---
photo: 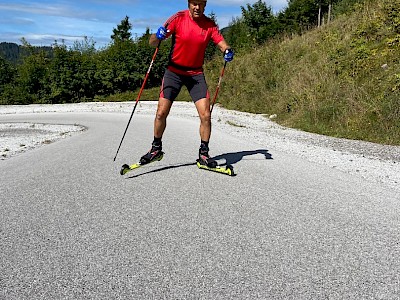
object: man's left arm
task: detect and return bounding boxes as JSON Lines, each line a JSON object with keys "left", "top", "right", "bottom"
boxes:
{"left": 216, "top": 40, "right": 230, "bottom": 53}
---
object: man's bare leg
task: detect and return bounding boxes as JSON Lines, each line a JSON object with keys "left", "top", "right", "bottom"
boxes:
{"left": 194, "top": 97, "right": 211, "bottom": 142}
{"left": 195, "top": 97, "right": 217, "bottom": 167}
{"left": 139, "top": 97, "right": 172, "bottom": 164}
{"left": 154, "top": 97, "right": 173, "bottom": 138}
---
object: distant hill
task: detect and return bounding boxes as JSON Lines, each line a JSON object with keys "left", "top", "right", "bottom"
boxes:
{"left": 0, "top": 42, "right": 53, "bottom": 64}
{"left": 220, "top": 26, "right": 230, "bottom": 36}
{"left": 0, "top": 42, "right": 21, "bottom": 64}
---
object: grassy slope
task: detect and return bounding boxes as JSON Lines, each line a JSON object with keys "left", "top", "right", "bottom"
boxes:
{"left": 210, "top": 0, "right": 400, "bottom": 145}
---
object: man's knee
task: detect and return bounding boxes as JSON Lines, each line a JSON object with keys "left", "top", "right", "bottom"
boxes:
{"left": 155, "top": 98, "right": 172, "bottom": 121}
{"left": 155, "top": 110, "right": 168, "bottom": 121}
{"left": 195, "top": 98, "right": 211, "bottom": 122}
{"left": 200, "top": 111, "right": 211, "bottom": 123}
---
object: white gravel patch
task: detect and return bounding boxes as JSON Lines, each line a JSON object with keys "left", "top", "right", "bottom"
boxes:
{"left": 0, "top": 122, "right": 86, "bottom": 160}
{"left": 1, "top": 101, "right": 399, "bottom": 189}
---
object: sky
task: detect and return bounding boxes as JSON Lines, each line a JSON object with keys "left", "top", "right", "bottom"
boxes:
{"left": 0, "top": 0, "right": 288, "bottom": 48}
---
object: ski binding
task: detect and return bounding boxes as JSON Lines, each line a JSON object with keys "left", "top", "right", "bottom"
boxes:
{"left": 120, "top": 152, "right": 164, "bottom": 175}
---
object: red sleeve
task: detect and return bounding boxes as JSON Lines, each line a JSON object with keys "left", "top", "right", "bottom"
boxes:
{"left": 163, "top": 19, "right": 175, "bottom": 38}
{"left": 163, "top": 11, "right": 185, "bottom": 37}
{"left": 211, "top": 26, "right": 224, "bottom": 45}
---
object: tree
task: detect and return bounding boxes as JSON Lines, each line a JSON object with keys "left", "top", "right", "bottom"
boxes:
{"left": 225, "top": 17, "right": 253, "bottom": 51}
{"left": 0, "top": 56, "right": 17, "bottom": 104}
{"left": 279, "top": 0, "right": 340, "bottom": 33}
{"left": 48, "top": 43, "right": 91, "bottom": 103}
{"left": 111, "top": 16, "right": 132, "bottom": 43}
{"left": 0, "top": 56, "right": 15, "bottom": 91}
{"left": 205, "top": 11, "right": 219, "bottom": 61}
{"left": 241, "top": 0, "right": 280, "bottom": 44}
{"left": 10, "top": 39, "right": 50, "bottom": 103}
{"left": 72, "top": 36, "right": 96, "bottom": 54}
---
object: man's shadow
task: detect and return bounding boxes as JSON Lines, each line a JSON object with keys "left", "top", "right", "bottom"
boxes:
{"left": 127, "top": 162, "right": 195, "bottom": 179}
{"left": 126, "top": 149, "right": 272, "bottom": 178}
{"left": 213, "top": 149, "right": 272, "bottom": 166}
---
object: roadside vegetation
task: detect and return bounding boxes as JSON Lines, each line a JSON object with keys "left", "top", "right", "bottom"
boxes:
{"left": 214, "top": 0, "right": 400, "bottom": 145}
{"left": 0, "top": 0, "right": 399, "bottom": 145}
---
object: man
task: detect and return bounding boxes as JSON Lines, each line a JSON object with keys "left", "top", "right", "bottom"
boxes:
{"left": 139, "top": 0, "right": 234, "bottom": 168}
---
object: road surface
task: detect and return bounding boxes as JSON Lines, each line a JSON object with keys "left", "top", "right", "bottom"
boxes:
{"left": 1, "top": 109, "right": 399, "bottom": 299}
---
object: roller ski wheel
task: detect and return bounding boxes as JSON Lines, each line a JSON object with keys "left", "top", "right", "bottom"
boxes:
{"left": 120, "top": 164, "right": 130, "bottom": 175}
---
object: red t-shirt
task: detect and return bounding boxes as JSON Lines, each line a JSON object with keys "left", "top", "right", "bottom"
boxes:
{"left": 163, "top": 10, "right": 224, "bottom": 75}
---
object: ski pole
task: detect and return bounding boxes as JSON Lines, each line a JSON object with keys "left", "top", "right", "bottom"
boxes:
{"left": 113, "top": 40, "right": 162, "bottom": 161}
{"left": 210, "top": 61, "right": 227, "bottom": 114}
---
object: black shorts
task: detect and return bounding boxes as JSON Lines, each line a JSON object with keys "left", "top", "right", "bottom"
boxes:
{"left": 160, "top": 69, "right": 209, "bottom": 102}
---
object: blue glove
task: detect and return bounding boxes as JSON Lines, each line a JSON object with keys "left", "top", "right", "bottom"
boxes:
{"left": 156, "top": 26, "right": 167, "bottom": 40}
{"left": 224, "top": 48, "right": 234, "bottom": 62}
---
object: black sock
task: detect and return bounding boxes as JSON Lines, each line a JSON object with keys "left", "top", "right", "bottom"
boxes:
{"left": 153, "top": 137, "right": 162, "bottom": 147}
{"left": 200, "top": 140, "right": 209, "bottom": 152}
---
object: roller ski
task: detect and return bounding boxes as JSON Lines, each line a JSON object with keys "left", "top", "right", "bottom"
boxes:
{"left": 196, "top": 147, "right": 234, "bottom": 176}
{"left": 120, "top": 143, "right": 164, "bottom": 175}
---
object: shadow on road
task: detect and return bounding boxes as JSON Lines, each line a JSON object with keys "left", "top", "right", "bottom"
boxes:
{"left": 125, "top": 149, "right": 272, "bottom": 178}
{"left": 127, "top": 162, "right": 196, "bottom": 179}
{"left": 213, "top": 149, "right": 272, "bottom": 166}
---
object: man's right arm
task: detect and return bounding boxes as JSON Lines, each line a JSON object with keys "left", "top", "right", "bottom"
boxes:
{"left": 149, "top": 26, "right": 168, "bottom": 47}
{"left": 149, "top": 34, "right": 159, "bottom": 47}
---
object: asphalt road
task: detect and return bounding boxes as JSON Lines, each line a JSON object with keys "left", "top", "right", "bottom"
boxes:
{"left": 1, "top": 112, "right": 399, "bottom": 299}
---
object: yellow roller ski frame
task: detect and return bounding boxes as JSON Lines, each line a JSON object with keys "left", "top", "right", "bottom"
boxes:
{"left": 120, "top": 152, "right": 164, "bottom": 175}
{"left": 196, "top": 160, "right": 235, "bottom": 176}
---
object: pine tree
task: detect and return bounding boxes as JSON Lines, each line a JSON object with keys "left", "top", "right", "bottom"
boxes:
{"left": 111, "top": 16, "right": 132, "bottom": 43}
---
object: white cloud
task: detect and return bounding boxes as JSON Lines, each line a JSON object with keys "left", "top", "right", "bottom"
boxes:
{"left": 26, "top": 33, "right": 85, "bottom": 41}
{"left": 0, "top": 2, "right": 114, "bottom": 22}
{"left": 0, "top": 3, "right": 75, "bottom": 17}
{"left": 0, "top": 17, "right": 35, "bottom": 25}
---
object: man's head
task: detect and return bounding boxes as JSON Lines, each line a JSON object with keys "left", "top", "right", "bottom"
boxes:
{"left": 188, "top": 0, "right": 207, "bottom": 19}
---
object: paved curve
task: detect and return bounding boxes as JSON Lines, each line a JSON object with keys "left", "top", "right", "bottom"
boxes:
{"left": 1, "top": 112, "right": 399, "bottom": 299}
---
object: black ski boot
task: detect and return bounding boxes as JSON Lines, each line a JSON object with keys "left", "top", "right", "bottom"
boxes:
{"left": 198, "top": 146, "right": 217, "bottom": 168}
{"left": 140, "top": 142, "right": 163, "bottom": 165}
